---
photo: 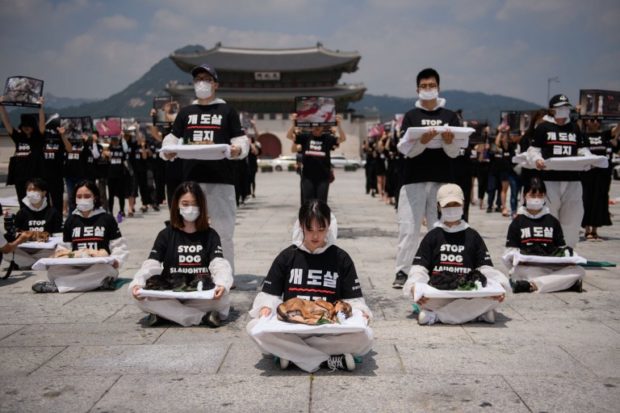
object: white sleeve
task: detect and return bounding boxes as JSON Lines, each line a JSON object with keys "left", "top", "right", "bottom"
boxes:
{"left": 526, "top": 146, "right": 543, "bottom": 164}
{"left": 578, "top": 147, "right": 593, "bottom": 157}
{"left": 128, "top": 259, "right": 162, "bottom": 291}
{"left": 403, "top": 140, "right": 427, "bottom": 158}
{"left": 109, "top": 237, "right": 129, "bottom": 267}
{"left": 121, "top": 139, "right": 130, "bottom": 153}
{"left": 343, "top": 297, "right": 373, "bottom": 321}
{"left": 0, "top": 233, "right": 7, "bottom": 249}
{"left": 91, "top": 144, "right": 101, "bottom": 159}
{"left": 441, "top": 140, "right": 461, "bottom": 158}
{"left": 249, "top": 291, "right": 283, "bottom": 319}
{"left": 229, "top": 135, "right": 250, "bottom": 160}
{"left": 159, "top": 133, "right": 180, "bottom": 160}
{"left": 209, "top": 257, "right": 234, "bottom": 292}
{"left": 403, "top": 265, "right": 430, "bottom": 298}
{"left": 478, "top": 265, "right": 511, "bottom": 292}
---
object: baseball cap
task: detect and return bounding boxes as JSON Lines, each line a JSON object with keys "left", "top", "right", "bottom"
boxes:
{"left": 437, "top": 183, "right": 464, "bottom": 207}
{"left": 191, "top": 64, "right": 219, "bottom": 82}
{"left": 549, "top": 94, "right": 572, "bottom": 108}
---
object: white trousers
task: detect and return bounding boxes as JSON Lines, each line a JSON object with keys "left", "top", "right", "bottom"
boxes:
{"left": 511, "top": 264, "right": 585, "bottom": 293}
{"left": 199, "top": 183, "right": 236, "bottom": 274}
{"left": 396, "top": 182, "right": 441, "bottom": 274}
{"left": 13, "top": 248, "right": 51, "bottom": 269}
{"left": 422, "top": 298, "right": 501, "bottom": 325}
{"left": 246, "top": 318, "right": 374, "bottom": 373}
{"left": 544, "top": 181, "right": 583, "bottom": 248}
{"left": 47, "top": 263, "right": 118, "bottom": 293}
{"left": 135, "top": 294, "right": 230, "bottom": 327}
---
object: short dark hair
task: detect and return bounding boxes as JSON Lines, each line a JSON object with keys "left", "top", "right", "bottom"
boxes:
{"left": 169, "top": 181, "right": 210, "bottom": 232}
{"left": 526, "top": 176, "right": 546, "bottom": 197}
{"left": 74, "top": 180, "right": 102, "bottom": 209}
{"left": 417, "top": 68, "right": 440, "bottom": 87}
{"left": 299, "top": 199, "right": 331, "bottom": 229}
{"left": 26, "top": 177, "right": 48, "bottom": 193}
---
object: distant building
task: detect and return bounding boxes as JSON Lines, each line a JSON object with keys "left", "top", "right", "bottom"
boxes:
{"left": 167, "top": 43, "right": 372, "bottom": 160}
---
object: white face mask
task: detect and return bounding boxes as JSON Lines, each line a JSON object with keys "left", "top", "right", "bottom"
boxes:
{"left": 441, "top": 206, "right": 463, "bottom": 222}
{"left": 418, "top": 88, "right": 439, "bottom": 101}
{"left": 179, "top": 206, "right": 200, "bottom": 222}
{"left": 76, "top": 198, "right": 94, "bottom": 212}
{"left": 526, "top": 197, "right": 545, "bottom": 211}
{"left": 554, "top": 107, "right": 571, "bottom": 120}
{"left": 27, "top": 191, "right": 42, "bottom": 204}
{"left": 194, "top": 81, "right": 212, "bottom": 99}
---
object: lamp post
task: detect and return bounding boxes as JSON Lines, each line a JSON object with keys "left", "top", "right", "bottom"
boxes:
{"left": 547, "top": 76, "right": 559, "bottom": 102}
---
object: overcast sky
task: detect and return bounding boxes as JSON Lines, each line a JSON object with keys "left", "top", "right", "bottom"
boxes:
{"left": 1, "top": 0, "right": 618, "bottom": 106}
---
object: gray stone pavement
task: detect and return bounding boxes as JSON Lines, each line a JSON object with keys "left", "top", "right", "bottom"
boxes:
{"left": 0, "top": 170, "right": 619, "bottom": 412}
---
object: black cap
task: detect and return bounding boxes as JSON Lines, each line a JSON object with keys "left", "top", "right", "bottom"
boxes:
{"left": 549, "top": 94, "right": 572, "bottom": 108}
{"left": 191, "top": 64, "right": 218, "bottom": 82}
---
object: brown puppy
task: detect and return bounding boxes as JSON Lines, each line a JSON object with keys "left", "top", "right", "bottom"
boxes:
{"left": 277, "top": 297, "right": 352, "bottom": 325}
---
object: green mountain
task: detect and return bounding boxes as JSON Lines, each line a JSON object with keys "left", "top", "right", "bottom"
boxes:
{"left": 1, "top": 44, "right": 541, "bottom": 128}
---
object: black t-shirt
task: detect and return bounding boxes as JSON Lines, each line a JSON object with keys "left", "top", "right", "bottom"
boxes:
{"left": 171, "top": 103, "right": 244, "bottom": 185}
{"left": 10, "top": 130, "right": 44, "bottom": 180}
{"left": 42, "top": 131, "right": 65, "bottom": 178}
{"left": 128, "top": 140, "right": 147, "bottom": 171}
{"left": 148, "top": 226, "right": 223, "bottom": 281}
{"left": 15, "top": 205, "right": 63, "bottom": 233}
{"left": 583, "top": 130, "right": 615, "bottom": 169}
{"left": 533, "top": 121, "right": 583, "bottom": 181}
{"left": 295, "top": 132, "right": 338, "bottom": 180}
{"left": 399, "top": 107, "right": 461, "bottom": 184}
{"left": 506, "top": 213, "right": 565, "bottom": 254}
{"left": 107, "top": 143, "right": 127, "bottom": 179}
{"left": 64, "top": 138, "right": 86, "bottom": 178}
{"left": 262, "top": 245, "right": 363, "bottom": 302}
{"left": 413, "top": 227, "right": 493, "bottom": 277}
{"left": 63, "top": 212, "right": 122, "bottom": 253}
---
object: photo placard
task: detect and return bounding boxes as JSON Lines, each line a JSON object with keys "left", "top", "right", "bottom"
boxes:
{"left": 152, "top": 96, "right": 179, "bottom": 125}
{"left": 294, "top": 96, "right": 337, "bottom": 127}
{"left": 2, "top": 76, "right": 44, "bottom": 108}
{"left": 93, "top": 116, "right": 122, "bottom": 137}
{"left": 579, "top": 89, "right": 620, "bottom": 120}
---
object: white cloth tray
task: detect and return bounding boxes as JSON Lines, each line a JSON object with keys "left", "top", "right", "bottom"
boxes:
{"left": 32, "top": 256, "right": 116, "bottom": 271}
{"left": 137, "top": 288, "right": 216, "bottom": 300}
{"left": 19, "top": 235, "right": 63, "bottom": 250}
{"left": 250, "top": 309, "right": 368, "bottom": 335}
{"left": 512, "top": 154, "right": 608, "bottom": 171}
{"left": 502, "top": 250, "right": 587, "bottom": 267}
{"left": 160, "top": 143, "right": 230, "bottom": 160}
{"left": 413, "top": 279, "right": 506, "bottom": 302}
{"left": 398, "top": 126, "right": 473, "bottom": 154}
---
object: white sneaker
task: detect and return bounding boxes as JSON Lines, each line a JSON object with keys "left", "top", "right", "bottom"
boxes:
{"left": 418, "top": 310, "right": 437, "bottom": 325}
{"left": 479, "top": 310, "right": 496, "bottom": 324}
{"left": 324, "top": 354, "right": 355, "bottom": 371}
{"left": 277, "top": 357, "right": 289, "bottom": 370}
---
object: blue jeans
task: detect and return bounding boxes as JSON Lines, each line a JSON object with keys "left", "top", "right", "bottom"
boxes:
{"left": 508, "top": 172, "right": 522, "bottom": 213}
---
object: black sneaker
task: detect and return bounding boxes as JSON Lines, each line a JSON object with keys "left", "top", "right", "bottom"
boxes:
{"left": 144, "top": 313, "right": 161, "bottom": 327}
{"left": 99, "top": 276, "right": 117, "bottom": 291}
{"left": 567, "top": 279, "right": 583, "bottom": 293}
{"left": 511, "top": 280, "right": 533, "bottom": 293}
{"left": 494, "top": 207, "right": 502, "bottom": 213}
{"left": 323, "top": 354, "right": 355, "bottom": 371}
{"left": 392, "top": 271, "right": 408, "bottom": 289}
{"left": 32, "top": 280, "right": 58, "bottom": 293}
{"left": 486, "top": 207, "right": 492, "bottom": 213}
{"left": 202, "top": 311, "right": 221, "bottom": 328}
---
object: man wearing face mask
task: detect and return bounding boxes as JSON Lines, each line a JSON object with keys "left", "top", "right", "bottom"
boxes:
{"left": 392, "top": 68, "right": 462, "bottom": 289}
{"left": 526, "top": 94, "right": 590, "bottom": 248}
{"left": 403, "top": 184, "right": 509, "bottom": 325}
{"left": 161, "top": 64, "right": 249, "bottom": 275}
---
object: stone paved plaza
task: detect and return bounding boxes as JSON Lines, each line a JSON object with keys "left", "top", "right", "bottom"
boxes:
{"left": 0, "top": 170, "right": 619, "bottom": 412}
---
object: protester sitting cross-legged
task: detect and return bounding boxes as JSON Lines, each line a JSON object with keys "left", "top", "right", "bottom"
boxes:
{"left": 31, "top": 180, "right": 128, "bottom": 293}
{"left": 13, "top": 178, "right": 63, "bottom": 269}
{"left": 129, "top": 182, "right": 233, "bottom": 327}
{"left": 403, "top": 184, "right": 509, "bottom": 325}
{"left": 247, "top": 199, "right": 374, "bottom": 372}
{"left": 504, "top": 177, "right": 585, "bottom": 293}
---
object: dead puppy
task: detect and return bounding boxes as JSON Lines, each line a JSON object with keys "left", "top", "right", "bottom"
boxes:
{"left": 145, "top": 272, "right": 215, "bottom": 292}
{"left": 277, "top": 297, "right": 352, "bottom": 325}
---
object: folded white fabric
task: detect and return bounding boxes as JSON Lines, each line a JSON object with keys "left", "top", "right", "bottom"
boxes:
{"left": 250, "top": 309, "right": 368, "bottom": 335}
{"left": 413, "top": 278, "right": 506, "bottom": 302}
{"left": 160, "top": 143, "right": 230, "bottom": 160}
{"left": 137, "top": 288, "right": 215, "bottom": 300}
{"left": 19, "top": 236, "right": 63, "bottom": 250}
{"left": 397, "top": 126, "right": 473, "bottom": 153}
{"left": 512, "top": 154, "right": 608, "bottom": 171}
{"left": 502, "top": 250, "right": 587, "bottom": 267}
{"left": 32, "top": 256, "right": 117, "bottom": 271}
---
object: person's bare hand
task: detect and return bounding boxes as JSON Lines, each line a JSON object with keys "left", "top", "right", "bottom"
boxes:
{"left": 230, "top": 144, "right": 241, "bottom": 158}
{"left": 441, "top": 129, "right": 455, "bottom": 144}
{"left": 489, "top": 294, "right": 505, "bottom": 303}
{"left": 259, "top": 307, "right": 272, "bottom": 318}
{"left": 163, "top": 152, "right": 177, "bottom": 160}
{"left": 535, "top": 159, "right": 546, "bottom": 170}
{"left": 132, "top": 284, "right": 144, "bottom": 300}
{"left": 420, "top": 129, "right": 438, "bottom": 144}
{"left": 214, "top": 285, "right": 225, "bottom": 300}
